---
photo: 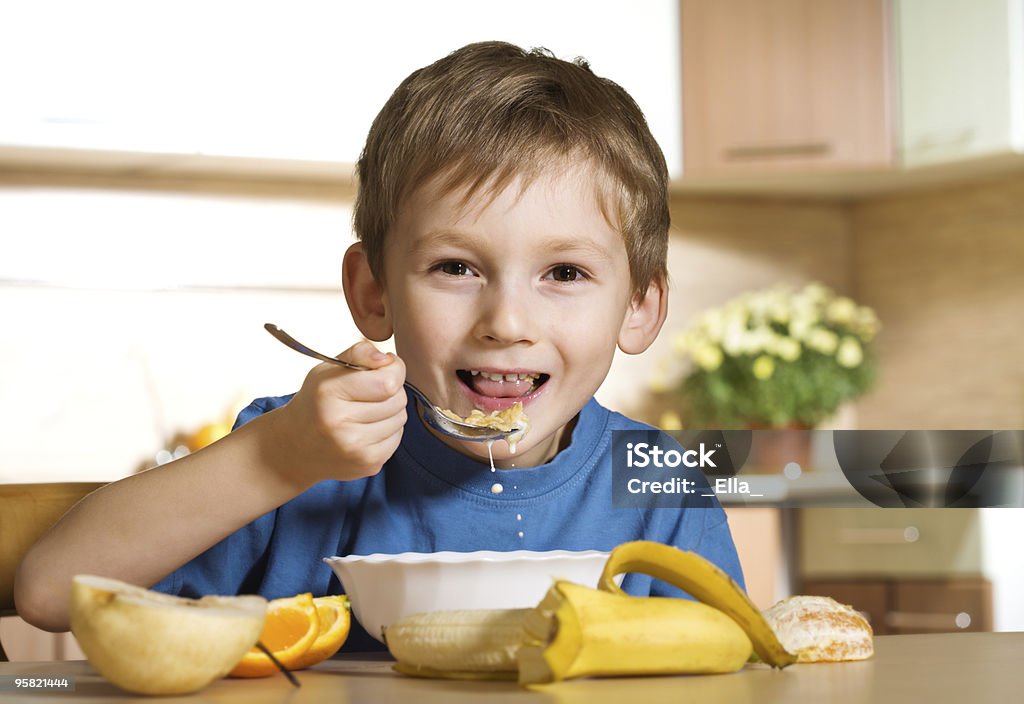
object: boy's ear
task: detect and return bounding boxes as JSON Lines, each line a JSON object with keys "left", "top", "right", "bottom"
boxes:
{"left": 617, "top": 278, "right": 669, "bottom": 355}
{"left": 342, "top": 242, "right": 394, "bottom": 342}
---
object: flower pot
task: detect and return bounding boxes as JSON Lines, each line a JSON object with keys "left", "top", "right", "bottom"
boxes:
{"left": 745, "top": 427, "right": 813, "bottom": 473}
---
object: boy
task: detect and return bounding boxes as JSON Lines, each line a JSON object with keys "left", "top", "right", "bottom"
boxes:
{"left": 16, "top": 42, "right": 743, "bottom": 651}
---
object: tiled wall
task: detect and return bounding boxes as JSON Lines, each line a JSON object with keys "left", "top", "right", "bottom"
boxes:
{"left": 851, "top": 172, "right": 1024, "bottom": 429}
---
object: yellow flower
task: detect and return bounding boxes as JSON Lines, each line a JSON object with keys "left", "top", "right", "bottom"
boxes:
{"left": 768, "top": 299, "right": 791, "bottom": 324}
{"left": 807, "top": 327, "right": 839, "bottom": 355}
{"left": 775, "top": 337, "right": 802, "bottom": 362}
{"left": 752, "top": 355, "right": 775, "bottom": 380}
{"left": 791, "top": 294, "right": 821, "bottom": 325}
{"left": 659, "top": 411, "right": 684, "bottom": 431}
{"left": 722, "top": 321, "right": 746, "bottom": 356}
{"left": 802, "top": 282, "right": 831, "bottom": 303}
{"left": 789, "top": 314, "right": 814, "bottom": 341}
{"left": 855, "top": 307, "right": 881, "bottom": 341}
{"left": 837, "top": 337, "right": 864, "bottom": 368}
{"left": 693, "top": 342, "right": 724, "bottom": 371}
{"left": 827, "top": 296, "right": 857, "bottom": 324}
{"left": 737, "top": 326, "right": 772, "bottom": 355}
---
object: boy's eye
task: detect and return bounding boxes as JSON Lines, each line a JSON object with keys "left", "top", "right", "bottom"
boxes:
{"left": 438, "top": 261, "right": 472, "bottom": 276}
{"left": 550, "top": 265, "right": 582, "bottom": 282}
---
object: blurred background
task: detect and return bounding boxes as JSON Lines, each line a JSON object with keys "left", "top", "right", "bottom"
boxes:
{"left": 1, "top": 0, "right": 1023, "bottom": 656}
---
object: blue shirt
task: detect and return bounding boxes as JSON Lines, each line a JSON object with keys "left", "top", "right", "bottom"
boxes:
{"left": 153, "top": 395, "right": 744, "bottom": 651}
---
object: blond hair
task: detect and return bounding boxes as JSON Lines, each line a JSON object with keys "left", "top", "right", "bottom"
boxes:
{"left": 353, "top": 41, "right": 669, "bottom": 295}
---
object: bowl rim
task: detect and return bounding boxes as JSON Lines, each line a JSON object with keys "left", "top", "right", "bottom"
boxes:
{"left": 323, "top": 549, "right": 610, "bottom": 565}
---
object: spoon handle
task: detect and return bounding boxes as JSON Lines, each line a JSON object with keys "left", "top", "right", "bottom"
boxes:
{"left": 263, "top": 323, "right": 368, "bottom": 371}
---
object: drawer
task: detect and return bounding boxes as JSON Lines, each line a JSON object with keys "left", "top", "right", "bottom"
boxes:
{"left": 799, "top": 508, "right": 982, "bottom": 577}
{"left": 889, "top": 578, "right": 992, "bottom": 633}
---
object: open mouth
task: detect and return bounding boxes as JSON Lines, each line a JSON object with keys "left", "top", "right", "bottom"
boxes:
{"left": 456, "top": 369, "right": 550, "bottom": 401}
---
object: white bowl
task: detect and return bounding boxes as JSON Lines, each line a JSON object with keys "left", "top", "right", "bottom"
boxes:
{"left": 324, "top": 550, "right": 613, "bottom": 642}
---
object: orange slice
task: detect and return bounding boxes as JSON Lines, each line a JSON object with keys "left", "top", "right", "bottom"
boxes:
{"left": 229, "top": 593, "right": 319, "bottom": 678}
{"left": 291, "top": 595, "right": 351, "bottom": 669}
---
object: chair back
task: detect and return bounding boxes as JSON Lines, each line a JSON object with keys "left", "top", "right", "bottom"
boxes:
{"left": 0, "top": 482, "right": 106, "bottom": 616}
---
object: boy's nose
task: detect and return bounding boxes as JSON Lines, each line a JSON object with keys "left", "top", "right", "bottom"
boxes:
{"left": 472, "top": 285, "right": 537, "bottom": 346}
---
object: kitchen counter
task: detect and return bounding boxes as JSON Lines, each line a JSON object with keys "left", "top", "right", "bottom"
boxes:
{"left": 2, "top": 632, "right": 1021, "bottom": 703}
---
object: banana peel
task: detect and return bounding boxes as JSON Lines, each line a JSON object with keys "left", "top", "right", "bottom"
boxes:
{"left": 598, "top": 540, "right": 797, "bottom": 669}
{"left": 518, "top": 580, "right": 752, "bottom": 685}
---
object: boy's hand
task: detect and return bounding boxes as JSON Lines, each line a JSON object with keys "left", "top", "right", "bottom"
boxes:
{"left": 271, "top": 341, "right": 407, "bottom": 487}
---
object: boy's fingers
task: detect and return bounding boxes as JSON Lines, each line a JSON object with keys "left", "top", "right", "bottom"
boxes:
{"left": 314, "top": 353, "right": 406, "bottom": 403}
{"left": 354, "top": 427, "right": 406, "bottom": 477}
{"left": 359, "top": 406, "right": 409, "bottom": 441}
{"left": 332, "top": 389, "right": 408, "bottom": 424}
{"left": 335, "top": 340, "right": 393, "bottom": 370}
{"left": 333, "top": 415, "right": 407, "bottom": 476}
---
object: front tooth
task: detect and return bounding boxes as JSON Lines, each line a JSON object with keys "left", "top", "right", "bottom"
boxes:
{"left": 470, "top": 370, "right": 480, "bottom": 376}
{"left": 474, "top": 371, "right": 539, "bottom": 382}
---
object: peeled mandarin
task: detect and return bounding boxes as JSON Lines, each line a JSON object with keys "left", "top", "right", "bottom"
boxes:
{"left": 229, "top": 593, "right": 320, "bottom": 678}
{"left": 291, "top": 595, "right": 351, "bottom": 669}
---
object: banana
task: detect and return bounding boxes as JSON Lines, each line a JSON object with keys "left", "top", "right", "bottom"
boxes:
{"left": 385, "top": 541, "right": 796, "bottom": 684}
{"left": 383, "top": 608, "right": 527, "bottom": 679}
{"left": 598, "top": 540, "right": 797, "bottom": 669}
{"left": 517, "top": 580, "right": 752, "bottom": 685}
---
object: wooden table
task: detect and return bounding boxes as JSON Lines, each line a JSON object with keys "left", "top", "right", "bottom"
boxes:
{"left": 1, "top": 633, "right": 1022, "bottom": 703}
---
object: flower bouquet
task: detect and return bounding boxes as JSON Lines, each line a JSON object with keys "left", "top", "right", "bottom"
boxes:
{"left": 663, "top": 283, "right": 880, "bottom": 429}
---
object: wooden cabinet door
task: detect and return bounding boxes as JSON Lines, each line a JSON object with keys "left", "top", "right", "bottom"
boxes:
{"left": 897, "top": 0, "right": 1024, "bottom": 167}
{"left": 889, "top": 578, "right": 993, "bottom": 633}
{"left": 680, "top": 0, "right": 894, "bottom": 176}
{"left": 799, "top": 508, "right": 983, "bottom": 578}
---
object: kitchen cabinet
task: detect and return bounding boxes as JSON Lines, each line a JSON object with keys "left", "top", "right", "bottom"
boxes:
{"left": 897, "top": 0, "right": 1024, "bottom": 168}
{"left": 802, "top": 578, "right": 992, "bottom": 634}
{"left": 680, "top": 0, "right": 894, "bottom": 176}
{"left": 799, "top": 508, "right": 983, "bottom": 577}
{"left": 799, "top": 509, "right": 993, "bottom": 634}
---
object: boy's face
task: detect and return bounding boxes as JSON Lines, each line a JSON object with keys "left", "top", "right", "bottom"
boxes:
{"left": 358, "top": 165, "right": 659, "bottom": 468}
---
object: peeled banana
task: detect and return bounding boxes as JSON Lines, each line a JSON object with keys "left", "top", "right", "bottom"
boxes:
{"left": 598, "top": 540, "right": 797, "bottom": 669}
{"left": 383, "top": 608, "right": 527, "bottom": 679}
{"left": 517, "top": 580, "right": 752, "bottom": 685}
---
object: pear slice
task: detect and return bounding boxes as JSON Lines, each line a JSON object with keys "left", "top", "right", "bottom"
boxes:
{"left": 70, "top": 575, "right": 266, "bottom": 695}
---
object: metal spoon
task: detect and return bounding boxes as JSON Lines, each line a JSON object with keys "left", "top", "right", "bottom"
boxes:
{"left": 264, "top": 323, "right": 523, "bottom": 443}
